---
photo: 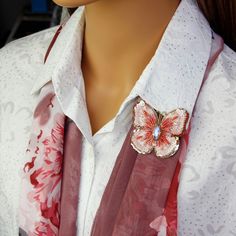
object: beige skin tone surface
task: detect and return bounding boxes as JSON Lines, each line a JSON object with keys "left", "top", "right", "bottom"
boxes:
{"left": 53, "top": 0, "right": 180, "bottom": 135}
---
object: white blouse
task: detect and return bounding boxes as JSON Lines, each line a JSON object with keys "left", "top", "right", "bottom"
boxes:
{"left": 0, "top": 0, "right": 236, "bottom": 235}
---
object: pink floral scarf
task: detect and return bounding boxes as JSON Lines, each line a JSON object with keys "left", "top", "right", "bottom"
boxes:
{"left": 18, "top": 28, "right": 224, "bottom": 236}
{"left": 19, "top": 85, "right": 65, "bottom": 235}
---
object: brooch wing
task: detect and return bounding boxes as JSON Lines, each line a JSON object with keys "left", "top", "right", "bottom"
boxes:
{"left": 131, "top": 100, "right": 158, "bottom": 154}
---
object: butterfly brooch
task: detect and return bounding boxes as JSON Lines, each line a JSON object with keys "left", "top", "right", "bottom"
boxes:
{"left": 131, "top": 99, "right": 189, "bottom": 159}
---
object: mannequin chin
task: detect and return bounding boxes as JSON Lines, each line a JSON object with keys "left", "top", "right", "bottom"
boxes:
{"left": 52, "top": 0, "right": 100, "bottom": 7}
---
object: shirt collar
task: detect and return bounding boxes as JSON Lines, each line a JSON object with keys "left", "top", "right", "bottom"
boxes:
{"left": 30, "top": 0, "right": 212, "bottom": 143}
{"left": 31, "top": 6, "right": 85, "bottom": 94}
{"left": 131, "top": 0, "right": 212, "bottom": 114}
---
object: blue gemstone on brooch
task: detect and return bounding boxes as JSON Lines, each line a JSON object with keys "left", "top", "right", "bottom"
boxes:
{"left": 153, "top": 126, "right": 160, "bottom": 141}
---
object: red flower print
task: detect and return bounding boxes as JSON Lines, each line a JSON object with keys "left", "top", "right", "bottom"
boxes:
{"left": 23, "top": 113, "right": 65, "bottom": 235}
{"left": 34, "top": 93, "right": 56, "bottom": 126}
{"left": 34, "top": 221, "right": 57, "bottom": 236}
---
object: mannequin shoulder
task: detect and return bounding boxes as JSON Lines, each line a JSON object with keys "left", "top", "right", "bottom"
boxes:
{"left": 0, "top": 26, "right": 58, "bottom": 110}
{"left": 196, "top": 43, "right": 236, "bottom": 120}
{"left": 0, "top": 26, "right": 57, "bottom": 62}
{"left": 214, "top": 44, "right": 236, "bottom": 80}
{"left": 0, "top": 26, "right": 58, "bottom": 87}
{"left": 203, "top": 43, "right": 236, "bottom": 99}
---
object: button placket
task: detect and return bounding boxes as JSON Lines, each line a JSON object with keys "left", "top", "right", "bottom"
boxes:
{"left": 77, "top": 139, "right": 95, "bottom": 236}
{"left": 83, "top": 142, "right": 96, "bottom": 236}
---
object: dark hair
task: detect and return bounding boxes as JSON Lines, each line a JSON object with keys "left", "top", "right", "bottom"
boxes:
{"left": 68, "top": 0, "right": 236, "bottom": 51}
{"left": 68, "top": 8, "right": 77, "bottom": 15}
{"left": 197, "top": 0, "right": 236, "bottom": 51}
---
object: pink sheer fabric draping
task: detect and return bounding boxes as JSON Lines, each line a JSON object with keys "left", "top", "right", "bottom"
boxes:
{"left": 19, "top": 28, "right": 223, "bottom": 236}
